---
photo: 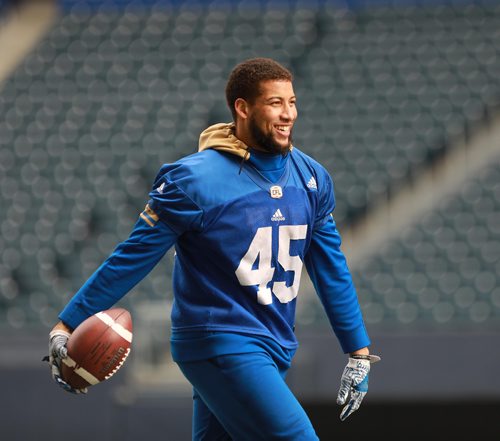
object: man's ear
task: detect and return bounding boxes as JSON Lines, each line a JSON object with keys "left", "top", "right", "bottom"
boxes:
{"left": 234, "top": 98, "right": 249, "bottom": 120}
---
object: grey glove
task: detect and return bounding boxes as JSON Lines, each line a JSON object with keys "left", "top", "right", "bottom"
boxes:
{"left": 337, "top": 354, "right": 380, "bottom": 421}
{"left": 45, "top": 329, "right": 87, "bottom": 394}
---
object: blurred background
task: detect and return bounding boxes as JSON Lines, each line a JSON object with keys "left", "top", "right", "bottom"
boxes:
{"left": 0, "top": 0, "right": 499, "bottom": 439}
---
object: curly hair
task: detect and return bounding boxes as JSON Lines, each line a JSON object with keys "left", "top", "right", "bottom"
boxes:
{"left": 225, "top": 58, "right": 293, "bottom": 121}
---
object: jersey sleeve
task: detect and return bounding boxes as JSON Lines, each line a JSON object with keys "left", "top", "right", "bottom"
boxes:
{"left": 314, "top": 167, "right": 336, "bottom": 231}
{"left": 59, "top": 207, "right": 177, "bottom": 330}
{"left": 304, "top": 214, "right": 370, "bottom": 353}
{"left": 147, "top": 162, "right": 204, "bottom": 234}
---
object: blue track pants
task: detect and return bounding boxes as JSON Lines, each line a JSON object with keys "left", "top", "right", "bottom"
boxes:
{"left": 177, "top": 351, "right": 319, "bottom": 441}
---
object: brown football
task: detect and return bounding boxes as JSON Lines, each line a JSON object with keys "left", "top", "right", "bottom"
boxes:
{"left": 61, "top": 308, "right": 133, "bottom": 389}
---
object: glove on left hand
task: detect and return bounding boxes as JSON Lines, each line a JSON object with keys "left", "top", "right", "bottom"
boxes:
{"left": 337, "top": 355, "right": 380, "bottom": 421}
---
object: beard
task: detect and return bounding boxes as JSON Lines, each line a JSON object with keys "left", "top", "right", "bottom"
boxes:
{"left": 249, "top": 116, "right": 293, "bottom": 156}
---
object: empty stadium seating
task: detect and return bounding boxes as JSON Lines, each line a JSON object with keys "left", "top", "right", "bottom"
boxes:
{"left": 0, "top": 0, "right": 499, "bottom": 329}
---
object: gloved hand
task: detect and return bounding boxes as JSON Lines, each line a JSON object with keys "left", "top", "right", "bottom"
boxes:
{"left": 337, "top": 354, "right": 380, "bottom": 421}
{"left": 43, "top": 329, "right": 87, "bottom": 394}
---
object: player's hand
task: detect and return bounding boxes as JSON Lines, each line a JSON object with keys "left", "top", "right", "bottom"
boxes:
{"left": 43, "top": 327, "right": 88, "bottom": 394}
{"left": 337, "top": 354, "right": 380, "bottom": 421}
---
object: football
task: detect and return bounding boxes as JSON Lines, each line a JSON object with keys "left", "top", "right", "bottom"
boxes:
{"left": 61, "top": 308, "right": 133, "bottom": 390}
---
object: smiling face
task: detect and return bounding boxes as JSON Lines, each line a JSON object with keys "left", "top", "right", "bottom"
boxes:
{"left": 235, "top": 80, "right": 297, "bottom": 155}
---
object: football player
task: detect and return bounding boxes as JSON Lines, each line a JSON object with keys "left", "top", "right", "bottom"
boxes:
{"left": 47, "top": 58, "right": 380, "bottom": 440}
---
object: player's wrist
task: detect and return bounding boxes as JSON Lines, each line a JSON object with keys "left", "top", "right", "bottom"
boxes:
{"left": 51, "top": 320, "right": 73, "bottom": 334}
{"left": 349, "top": 346, "right": 369, "bottom": 356}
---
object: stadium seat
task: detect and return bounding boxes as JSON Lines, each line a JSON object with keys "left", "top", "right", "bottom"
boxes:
{"left": 1, "top": 0, "right": 499, "bottom": 328}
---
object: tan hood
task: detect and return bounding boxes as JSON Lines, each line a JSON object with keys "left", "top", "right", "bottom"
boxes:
{"left": 198, "top": 123, "right": 250, "bottom": 160}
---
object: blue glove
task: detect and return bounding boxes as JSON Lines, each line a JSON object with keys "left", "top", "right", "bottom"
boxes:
{"left": 337, "top": 354, "right": 380, "bottom": 421}
{"left": 44, "top": 329, "right": 88, "bottom": 394}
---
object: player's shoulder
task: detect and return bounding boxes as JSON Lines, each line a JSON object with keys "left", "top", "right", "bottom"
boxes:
{"left": 291, "top": 147, "right": 329, "bottom": 174}
{"left": 156, "top": 149, "right": 237, "bottom": 182}
{"left": 152, "top": 149, "right": 243, "bottom": 210}
{"left": 290, "top": 146, "right": 333, "bottom": 188}
{"left": 179, "top": 148, "right": 233, "bottom": 167}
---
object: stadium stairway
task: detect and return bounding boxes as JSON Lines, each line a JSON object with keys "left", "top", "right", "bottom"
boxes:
{"left": 0, "top": 0, "right": 57, "bottom": 83}
{"left": 342, "top": 107, "right": 500, "bottom": 267}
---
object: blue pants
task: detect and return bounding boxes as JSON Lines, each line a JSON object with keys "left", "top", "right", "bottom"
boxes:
{"left": 177, "top": 351, "right": 319, "bottom": 441}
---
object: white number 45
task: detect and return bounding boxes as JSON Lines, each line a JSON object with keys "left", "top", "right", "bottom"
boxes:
{"left": 235, "top": 225, "right": 308, "bottom": 305}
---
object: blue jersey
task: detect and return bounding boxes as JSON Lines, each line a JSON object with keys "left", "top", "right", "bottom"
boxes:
{"left": 150, "top": 148, "right": 330, "bottom": 349}
{"left": 59, "top": 124, "right": 370, "bottom": 357}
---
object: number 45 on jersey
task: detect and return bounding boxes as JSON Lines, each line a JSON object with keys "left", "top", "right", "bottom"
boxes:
{"left": 235, "top": 225, "right": 308, "bottom": 305}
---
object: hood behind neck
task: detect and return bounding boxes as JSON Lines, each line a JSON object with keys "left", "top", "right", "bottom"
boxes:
{"left": 198, "top": 122, "right": 250, "bottom": 160}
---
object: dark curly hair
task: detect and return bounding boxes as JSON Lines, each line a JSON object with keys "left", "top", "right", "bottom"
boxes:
{"left": 225, "top": 58, "right": 293, "bottom": 121}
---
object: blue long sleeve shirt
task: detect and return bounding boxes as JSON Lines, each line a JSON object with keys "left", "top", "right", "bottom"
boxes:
{"left": 60, "top": 147, "right": 370, "bottom": 360}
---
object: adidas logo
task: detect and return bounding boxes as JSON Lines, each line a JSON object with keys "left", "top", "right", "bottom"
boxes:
{"left": 307, "top": 176, "right": 317, "bottom": 190}
{"left": 271, "top": 209, "right": 285, "bottom": 222}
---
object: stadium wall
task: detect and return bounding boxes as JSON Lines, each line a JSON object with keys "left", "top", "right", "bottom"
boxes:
{"left": 3, "top": 330, "right": 499, "bottom": 440}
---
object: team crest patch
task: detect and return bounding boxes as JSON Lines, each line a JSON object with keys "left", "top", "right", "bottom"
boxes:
{"left": 270, "top": 185, "right": 283, "bottom": 199}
